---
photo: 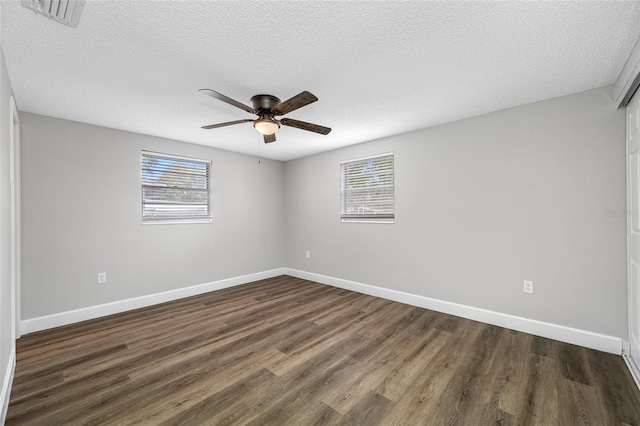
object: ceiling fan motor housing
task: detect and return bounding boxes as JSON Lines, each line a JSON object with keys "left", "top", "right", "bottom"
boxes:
{"left": 251, "top": 95, "right": 281, "bottom": 113}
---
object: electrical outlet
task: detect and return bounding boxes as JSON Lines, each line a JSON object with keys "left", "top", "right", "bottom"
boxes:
{"left": 97, "top": 272, "right": 107, "bottom": 284}
{"left": 523, "top": 280, "right": 534, "bottom": 294}
{"left": 305, "top": 251, "right": 311, "bottom": 259}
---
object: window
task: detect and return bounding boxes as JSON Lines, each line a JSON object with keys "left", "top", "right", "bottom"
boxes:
{"left": 141, "top": 151, "right": 212, "bottom": 224}
{"left": 341, "top": 152, "right": 394, "bottom": 223}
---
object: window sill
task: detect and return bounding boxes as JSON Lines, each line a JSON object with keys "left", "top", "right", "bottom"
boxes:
{"left": 341, "top": 219, "right": 395, "bottom": 224}
{"left": 142, "top": 218, "right": 213, "bottom": 225}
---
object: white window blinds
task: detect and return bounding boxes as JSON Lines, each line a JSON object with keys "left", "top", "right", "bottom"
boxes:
{"left": 141, "top": 151, "right": 212, "bottom": 224}
{"left": 341, "top": 152, "right": 395, "bottom": 222}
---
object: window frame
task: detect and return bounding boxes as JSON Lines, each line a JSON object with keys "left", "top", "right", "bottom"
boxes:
{"left": 340, "top": 152, "right": 395, "bottom": 224}
{"left": 141, "top": 150, "right": 212, "bottom": 225}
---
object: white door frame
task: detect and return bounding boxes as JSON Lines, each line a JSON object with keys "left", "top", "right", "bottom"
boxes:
{"left": 9, "top": 96, "right": 20, "bottom": 340}
{"left": 626, "top": 92, "right": 640, "bottom": 390}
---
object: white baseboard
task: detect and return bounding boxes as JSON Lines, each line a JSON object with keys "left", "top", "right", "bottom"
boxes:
{"left": 21, "top": 268, "right": 286, "bottom": 335}
{"left": 1, "top": 350, "right": 15, "bottom": 425}
{"left": 19, "top": 267, "right": 623, "bottom": 356}
{"left": 284, "top": 268, "right": 623, "bottom": 355}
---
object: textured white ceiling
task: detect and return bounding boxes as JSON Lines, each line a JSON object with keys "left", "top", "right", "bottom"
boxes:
{"left": 1, "top": 1, "right": 639, "bottom": 161}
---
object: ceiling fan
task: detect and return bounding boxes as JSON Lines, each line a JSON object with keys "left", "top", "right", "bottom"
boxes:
{"left": 199, "top": 89, "right": 331, "bottom": 143}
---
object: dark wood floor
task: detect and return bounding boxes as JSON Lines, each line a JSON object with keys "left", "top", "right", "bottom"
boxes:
{"left": 6, "top": 275, "right": 640, "bottom": 425}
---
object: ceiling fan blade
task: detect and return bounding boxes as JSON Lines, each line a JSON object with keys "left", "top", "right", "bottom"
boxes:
{"left": 280, "top": 118, "right": 331, "bottom": 135}
{"left": 201, "top": 119, "right": 254, "bottom": 129}
{"left": 199, "top": 89, "right": 255, "bottom": 114}
{"left": 264, "top": 133, "right": 276, "bottom": 143}
{"left": 273, "top": 91, "right": 318, "bottom": 115}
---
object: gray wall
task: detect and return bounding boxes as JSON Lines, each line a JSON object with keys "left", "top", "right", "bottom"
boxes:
{"left": 285, "top": 87, "right": 628, "bottom": 338}
{"left": 0, "top": 45, "right": 14, "bottom": 410}
{"left": 20, "top": 113, "right": 285, "bottom": 319}
{"left": 18, "top": 86, "right": 630, "bottom": 340}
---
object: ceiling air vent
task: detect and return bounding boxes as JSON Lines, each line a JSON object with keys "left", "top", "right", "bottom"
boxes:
{"left": 21, "top": 0, "right": 85, "bottom": 28}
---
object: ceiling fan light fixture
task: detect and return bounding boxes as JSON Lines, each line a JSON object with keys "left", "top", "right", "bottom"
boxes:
{"left": 253, "top": 117, "right": 279, "bottom": 135}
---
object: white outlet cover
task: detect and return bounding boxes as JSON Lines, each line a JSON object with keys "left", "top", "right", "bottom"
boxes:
{"left": 523, "top": 280, "right": 534, "bottom": 294}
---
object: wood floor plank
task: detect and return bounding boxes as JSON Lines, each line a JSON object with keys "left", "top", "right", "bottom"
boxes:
{"left": 226, "top": 342, "right": 370, "bottom": 423}
{"left": 306, "top": 291, "right": 364, "bottom": 325}
{"left": 486, "top": 329, "right": 533, "bottom": 416}
{"left": 557, "top": 342, "right": 594, "bottom": 386}
{"left": 512, "top": 353, "right": 559, "bottom": 425}
{"left": 7, "top": 275, "right": 640, "bottom": 425}
{"left": 377, "top": 327, "right": 449, "bottom": 402}
{"left": 429, "top": 364, "right": 489, "bottom": 425}
{"left": 530, "top": 334, "right": 556, "bottom": 358}
{"left": 401, "top": 307, "right": 440, "bottom": 336}
{"left": 244, "top": 354, "right": 361, "bottom": 425}
{"left": 377, "top": 333, "right": 472, "bottom": 424}
{"left": 7, "top": 371, "right": 131, "bottom": 424}
{"left": 104, "top": 347, "right": 288, "bottom": 425}
{"left": 322, "top": 330, "right": 427, "bottom": 414}
{"left": 557, "top": 377, "right": 611, "bottom": 426}
{"left": 337, "top": 391, "right": 393, "bottom": 426}
{"left": 585, "top": 348, "right": 640, "bottom": 424}
{"left": 153, "top": 368, "right": 280, "bottom": 426}
{"left": 289, "top": 402, "right": 342, "bottom": 426}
